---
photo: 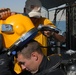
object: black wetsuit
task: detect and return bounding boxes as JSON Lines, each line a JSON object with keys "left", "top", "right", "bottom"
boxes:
{"left": 34, "top": 55, "right": 66, "bottom": 75}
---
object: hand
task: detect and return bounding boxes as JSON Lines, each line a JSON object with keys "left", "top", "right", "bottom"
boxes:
{"left": 43, "top": 30, "right": 54, "bottom": 38}
{"left": 0, "top": 8, "right": 17, "bottom": 20}
{"left": 0, "top": 8, "right": 11, "bottom": 20}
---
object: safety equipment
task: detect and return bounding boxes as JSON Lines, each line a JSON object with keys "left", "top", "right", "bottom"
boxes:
{"left": 0, "top": 14, "right": 35, "bottom": 48}
{"left": 25, "top": 0, "right": 42, "bottom": 17}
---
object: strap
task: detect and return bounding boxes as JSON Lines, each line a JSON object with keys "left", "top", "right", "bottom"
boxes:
{"left": 35, "top": 62, "right": 61, "bottom": 75}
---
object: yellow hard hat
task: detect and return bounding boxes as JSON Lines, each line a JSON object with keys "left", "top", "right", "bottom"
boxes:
{"left": 0, "top": 14, "right": 35, "bottom": 48}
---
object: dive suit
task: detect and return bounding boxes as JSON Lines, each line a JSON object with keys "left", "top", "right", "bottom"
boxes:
{"left": 34, "top": 55, "right": 66, "bottom": 75}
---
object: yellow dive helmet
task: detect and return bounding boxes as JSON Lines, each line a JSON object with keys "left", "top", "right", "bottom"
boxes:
{"left": 0, "top": 14, "right": 36, "bottom": 49}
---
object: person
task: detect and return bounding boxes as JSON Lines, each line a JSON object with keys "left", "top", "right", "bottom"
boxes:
{"left": 0, "top": 0, "right": 65, "bottom": 56}
{"left": 13, "top": 0, "right": 65, "bottom": 74}
{"left": 24, "top": 0, "right": 65, "bottom": 56}
{"left": 0, "top": 13, "right": 36, "bottom": 75}
{"left": 0, "top": 0, "right": 65, "bottom": 74}
{"left": 17, "top": 39, "right": 66, "bottom": 75}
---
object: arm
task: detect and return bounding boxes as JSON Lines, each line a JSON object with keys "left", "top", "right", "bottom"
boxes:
{"left": 41, "top": 18, "right": 65, "bottom": 42}
{"left": 52, "top": 32, "right": 65, "bottom": 42}
{"left": 43, "top": 30, "right": 65, "bottom": 42}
